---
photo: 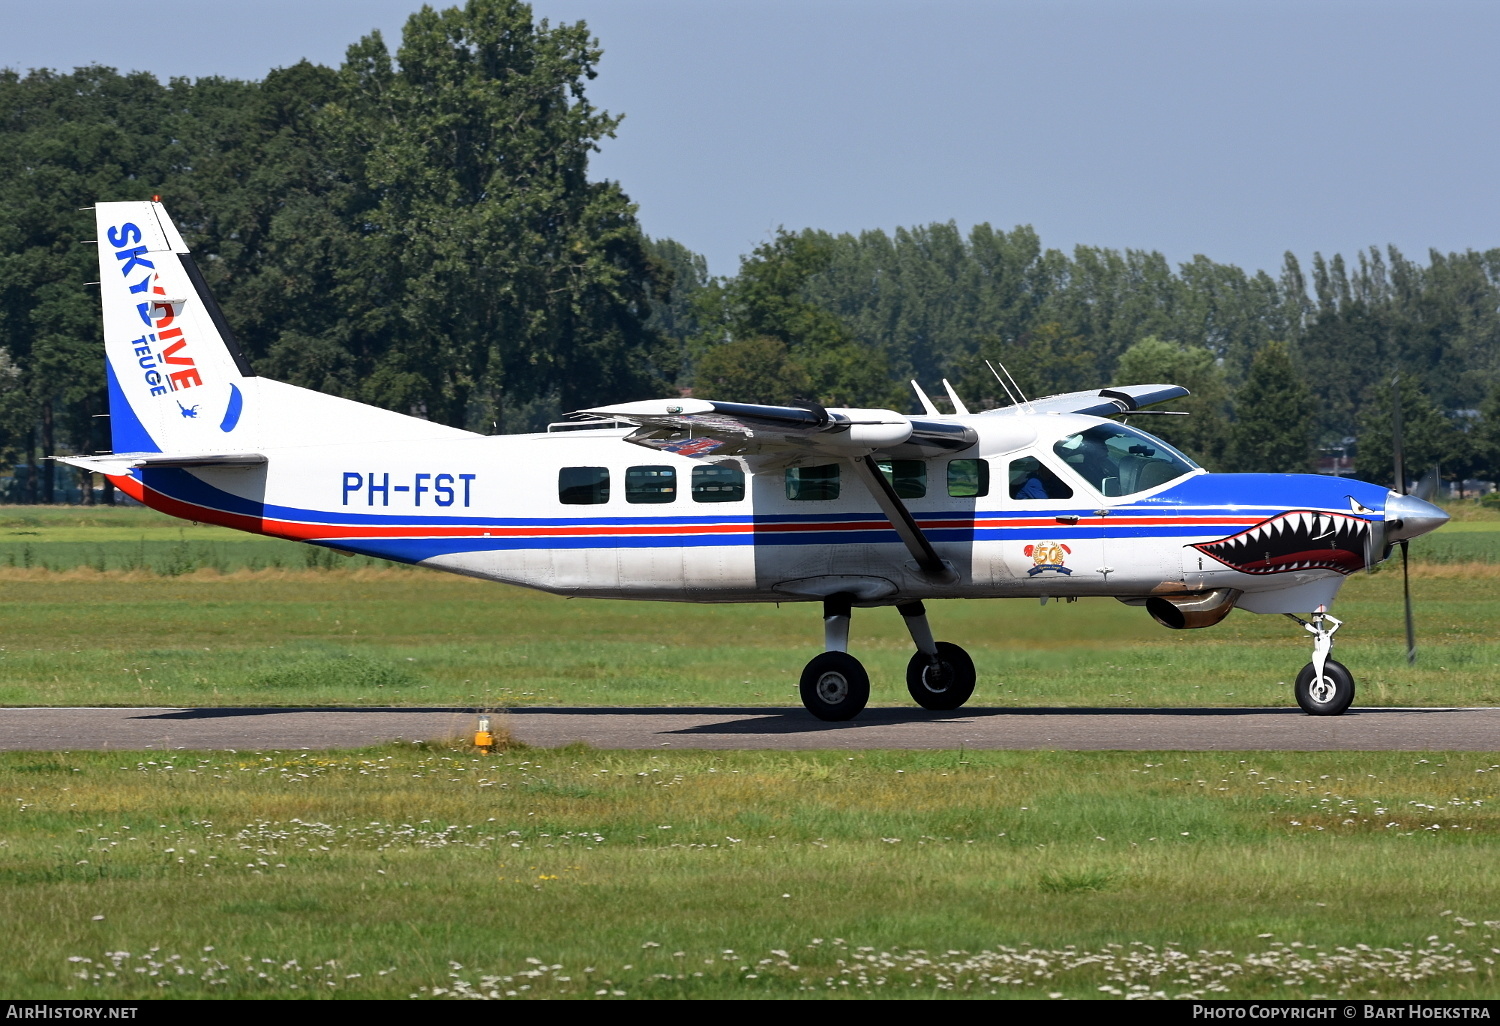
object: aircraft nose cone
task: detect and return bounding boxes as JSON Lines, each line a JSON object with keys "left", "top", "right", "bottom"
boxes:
{"left": 1385, "top": 491, "right": 1449, "bottom": 543}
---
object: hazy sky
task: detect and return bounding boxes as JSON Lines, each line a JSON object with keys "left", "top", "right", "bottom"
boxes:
{"left": 5, "top": 0, "right": 1498, "bottom": 278}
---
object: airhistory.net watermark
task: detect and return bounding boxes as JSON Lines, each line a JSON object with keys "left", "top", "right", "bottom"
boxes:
{"left": 4, "top": 1007, "right": 137, "bottom": 1019}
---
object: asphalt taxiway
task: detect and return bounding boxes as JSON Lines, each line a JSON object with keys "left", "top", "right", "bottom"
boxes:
{"left": 1, "top": 705, "right": 1496, "bottom": 751}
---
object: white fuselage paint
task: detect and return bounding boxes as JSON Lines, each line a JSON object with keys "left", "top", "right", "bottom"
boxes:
{"left": 173, "top": 412, "right": 1360, "bottom": 616}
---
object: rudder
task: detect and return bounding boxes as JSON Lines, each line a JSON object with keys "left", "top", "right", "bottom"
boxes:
{"left": 97, "top": 200, "right": 254, "bottom": 455}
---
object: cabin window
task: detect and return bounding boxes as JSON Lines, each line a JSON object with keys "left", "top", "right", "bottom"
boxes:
{"left": 786, "top": 463, "right": 841, "bottom": 500}
{"left": 876, "top": 459, "right": 926, "bottom": 499}
{"left": 559, "top": 467, "right": 610, "bottom": 504}
{"left": 692, "top": 464, "right": 745, "bottom": 502}
{"left": 626, "top": 465, "right": 677, "bottom": 504}
{"left": 1053, "top": 423, "right": 1198, "bottom": 497}
{"left": 947, "top": 459, "right": 989, "bottom": 498}
{"left": 1008, "top": 456, "right": 1074, "bottom": 500}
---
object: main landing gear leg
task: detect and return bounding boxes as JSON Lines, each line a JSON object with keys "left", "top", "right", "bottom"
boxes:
{"left": 799, "top": 596, "right": 870, "bottom": 722}
{"left": 899, "top": 600, "right": 976, "bottom": 711}
{"left": 1286, "top": 611, "right": 1355, "bottom": 716}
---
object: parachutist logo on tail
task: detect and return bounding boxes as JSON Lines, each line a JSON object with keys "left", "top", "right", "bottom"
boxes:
{"left": 108, "top": 225, "right": 205, "bottom": 399}
{"left": 1025, "top": 541, "right": 1073, "bottom": 576}
{"left": 177, "top": 401, "right": 199, "bottom": 419}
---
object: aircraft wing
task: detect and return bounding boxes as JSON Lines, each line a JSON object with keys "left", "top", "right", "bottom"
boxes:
{"left": 54, "top": 452, "right": 267, "bottom": 472}
{"left": 986, "top": 384, "right": 1190, "bottom": 418}
{"left": 573, "top": 399, "right": 977, "bottom": 460}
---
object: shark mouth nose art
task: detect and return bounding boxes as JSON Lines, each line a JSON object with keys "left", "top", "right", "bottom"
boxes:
{"left": 1192, "top": 510, "right": 1372, "bottom": 575}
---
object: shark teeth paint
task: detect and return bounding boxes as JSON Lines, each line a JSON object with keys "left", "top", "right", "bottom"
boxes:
{"left": 1192, "top": 510, "right": 1372, "bottom": 575}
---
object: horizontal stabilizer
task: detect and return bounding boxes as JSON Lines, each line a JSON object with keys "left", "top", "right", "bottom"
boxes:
{"left": 55, "top": 452, "right": 267, "bottom": 473}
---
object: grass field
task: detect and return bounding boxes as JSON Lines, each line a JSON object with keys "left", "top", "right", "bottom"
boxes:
{"left": 0, "top": 503, "right": 1495, "bottom": 709}
{"left": 2, "top": 506, "right": 1496, "bottom": 1001}
{"left": 3, "top": 744, "right": 1496, "bottom": 1000}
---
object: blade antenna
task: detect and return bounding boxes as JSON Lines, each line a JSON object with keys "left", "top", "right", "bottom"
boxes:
{"left": 910, "top": 380, "right": 940, "bottom": 416}
{"left": 941, "top": 378, "right": 970, "bottom": 415}
{"left": 985, "top": 360, "right": 1020, "bottom": 408}
{"left": 1392, "top": 374, "right": 1417, "bottom": 665}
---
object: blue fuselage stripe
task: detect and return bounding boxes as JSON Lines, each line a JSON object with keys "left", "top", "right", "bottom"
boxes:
{"left": 136, "top": 466, "right": 1383, "bottom": 566}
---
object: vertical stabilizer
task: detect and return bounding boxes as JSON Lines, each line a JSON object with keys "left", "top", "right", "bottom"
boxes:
{"left": 97, "top": 200, "right": 255, "bottom": 455}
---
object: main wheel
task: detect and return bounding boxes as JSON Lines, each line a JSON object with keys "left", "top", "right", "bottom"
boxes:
{"left": 1294, "top": 659, "right": 1355, "bottom": 716}
{"left": 799, "top": 652, "right": 871, "bottom": 722}
{"left": 906, "top": 642, "right": 977, "bottom": 711}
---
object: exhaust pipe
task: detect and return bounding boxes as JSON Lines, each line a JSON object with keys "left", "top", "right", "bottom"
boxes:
{"left": 1146, "top": 588, "right": 1241, "bottom": 630}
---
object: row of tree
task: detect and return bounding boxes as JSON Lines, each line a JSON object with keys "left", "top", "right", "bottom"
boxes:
{"left": 2, "top": 0, "right": 1498, "bottom": 501}
{"left": 663, "top": 225, "right": 1500, "bottom": 485}
{"left": 0, "top": 0, "right": 671, "bottom": 501}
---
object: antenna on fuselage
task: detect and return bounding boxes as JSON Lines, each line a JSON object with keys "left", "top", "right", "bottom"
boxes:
{"left": 986, "top": 361, "right": 1019, "bottom": 406}
{"left": 986, "top": 360, "right": 1032, "bottom": 411}
{"left": 999, "top": 361, "right": 1031, "bottom": 407}
{"left": 910, "top": 380, "right": 940, "bottom": 416}
{"left": 941, "top": 379, "right": 970, "bottom": 415}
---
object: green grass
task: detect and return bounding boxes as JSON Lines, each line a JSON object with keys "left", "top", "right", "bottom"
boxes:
{"left": 0, "top": 560, "right": 1495, "bottom": 709}
{"left": 1404, "top": 517, "right": 1500, "bottom": 564}
{"left": 0, "top": 506, "right": 381, "bottom": 573}
{"left": 0, "top": 503, "right": 1492, "bottom": 708}
{"left": 2, "top": 745, "right": 1496, "bottom": 999}
{"left": 2, "top": 506, "right": 1495, "bottom": 1000}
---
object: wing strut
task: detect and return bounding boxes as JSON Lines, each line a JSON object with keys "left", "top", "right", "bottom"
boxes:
{"left": 848, "top": 456, "right": 950, "bottom": 577}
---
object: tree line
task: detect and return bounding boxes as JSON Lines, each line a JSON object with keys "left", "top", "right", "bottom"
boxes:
{"left": 2, "top": 0, "right": 1497, "bottom": 502}
{"left": 674, "top": 226, "right": 1500, "bottom": 488}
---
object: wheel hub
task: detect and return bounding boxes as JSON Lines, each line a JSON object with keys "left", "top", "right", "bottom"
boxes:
{"left": 1308, "top": 674, "right": 1337, "bottom": 704}
{"left": 815, "top": 671, "right": 850, "bottom": 704}
{"left": 921, "top": 661, "right": 952, "bottom": 693}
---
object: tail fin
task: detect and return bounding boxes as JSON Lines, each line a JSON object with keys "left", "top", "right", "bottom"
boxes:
{"left": 97, "top": 200, "right": 256, "bottom": 454}
{"left": 95, "top": 200, "right": 471, "bottom": 454}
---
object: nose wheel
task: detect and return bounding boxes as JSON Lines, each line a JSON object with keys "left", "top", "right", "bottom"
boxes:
{"left": 1294, "top": 659, "right": 1355, "bottom": 715}
{"left": 1287, "top": 612, "right": 1354, "bottom": 716}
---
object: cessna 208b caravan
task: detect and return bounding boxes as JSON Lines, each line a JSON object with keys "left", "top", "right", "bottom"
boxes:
{"left": 61, "top": 200, "right": 1449, "bottom": 721}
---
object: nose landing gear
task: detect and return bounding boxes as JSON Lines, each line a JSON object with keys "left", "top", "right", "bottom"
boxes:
{"left": 1287, "top": 612, "right": 1355, "bottom": 716}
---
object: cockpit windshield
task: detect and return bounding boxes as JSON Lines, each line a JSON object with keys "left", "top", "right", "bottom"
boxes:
{"left": 1052, "top": 423, "right": 1199, "bottom": 497}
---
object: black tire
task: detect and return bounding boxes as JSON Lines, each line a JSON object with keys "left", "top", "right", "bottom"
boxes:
{"left": 799, "top": 652, "right": 871, "bottom": 722}
{"left": 1294, "top": 659, "right": 1355, "bottom": 716}
{"left": 906, "top": 642, "right": 977, "bottom": 711}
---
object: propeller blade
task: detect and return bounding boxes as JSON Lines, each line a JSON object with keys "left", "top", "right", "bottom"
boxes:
{"left": 1392, "top": 375, "right": 1407, "bottom": 495}
{"left": 1401, "top": 539, "right": 1416, "bottom": 665}
{"left": 1413, "top": 466, "right": 1439, "bottom": 502}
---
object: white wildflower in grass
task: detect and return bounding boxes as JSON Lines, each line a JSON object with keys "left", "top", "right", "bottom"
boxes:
{"left": 407, "top": 917, "right": 1500, "bottom": 999}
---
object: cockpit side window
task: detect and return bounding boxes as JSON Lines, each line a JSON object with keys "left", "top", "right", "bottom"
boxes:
{"left": 1008, "top": 456, "right": 1073, "bottom": 500}
{"left": 1052, "top": 424, "right": 1198, "bottom": 497}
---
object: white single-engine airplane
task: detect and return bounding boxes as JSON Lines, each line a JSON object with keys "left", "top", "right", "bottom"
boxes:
{"left": 61, "top": 200, "right": 1449, "bottom": 720}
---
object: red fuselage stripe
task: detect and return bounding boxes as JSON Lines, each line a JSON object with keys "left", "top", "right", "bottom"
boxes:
{"left": 111, "top": 474, "right": 1281, "bottom": 544}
